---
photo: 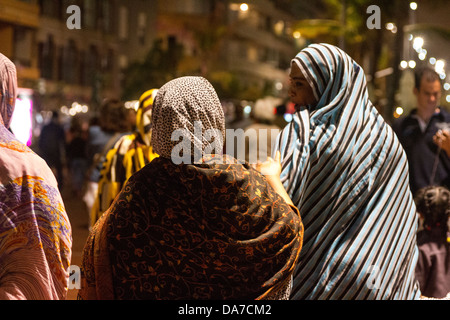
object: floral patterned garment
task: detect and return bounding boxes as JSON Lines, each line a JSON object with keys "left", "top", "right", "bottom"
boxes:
{"left": 79, "top": 155, "right": 303, "bottom": 300}
{"left": 0, "top": 54, "right": 72, "bottom": 300}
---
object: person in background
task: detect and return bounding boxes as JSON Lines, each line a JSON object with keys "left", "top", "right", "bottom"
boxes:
{"left": 244, "top": 97, "right": 281, "bottom": 164}
{"left": 38, "top": 110, "right": 66, "bottom": 190}
{"left": 66, "top": 116, "right": 88, "bottom": 197}
{"left": 90, "top": 89, "right": 159, "bottom": 227}
{"left": 414, "top": 186, "right": 450, "bottom": 299}
{"left": 83, "top": 99, "right": 131, "bottom": 226}
{"left": 0, "top": 53, "right": 72, "bottom": 299}
{"left": 273, "top": 43, "right": 420, "bottom": 299}
{"left": 393, "top": 67, "right": 450, "bottom": 195}
{"left": 79, "top": 76, "right": 303, "bottom": 300}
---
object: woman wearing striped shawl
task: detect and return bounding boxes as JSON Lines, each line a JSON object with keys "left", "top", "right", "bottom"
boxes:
{"left": 273, "top": 43, "right": 421, "bottom": 299}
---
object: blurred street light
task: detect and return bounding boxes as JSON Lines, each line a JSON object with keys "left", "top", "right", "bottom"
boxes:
{"left": 418, "top": 50, "right": 427, "bottom": 60}
{"left": 412, "top": 37, "right": 424, "bottom": 51}
{"left": 393, "top": 106, "right": 404, "bottom": 118}
{"left": 386, "top": 22, "right": 397, "bottom": 34}
{"left": 435, "top": 59, "right": 446, "bottom": 73}
{"left": 240, "top": 3, "right": 248, "bottom": 12}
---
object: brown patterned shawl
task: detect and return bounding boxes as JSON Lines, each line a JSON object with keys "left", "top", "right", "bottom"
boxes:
{"left": 79, "top": 154, "right": 302, "bottom": 299}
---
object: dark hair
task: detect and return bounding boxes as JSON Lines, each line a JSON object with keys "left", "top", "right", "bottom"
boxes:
{"left": 98, "top": 98, "right": 130, "bottom": 133}
{"left": 51, "top": 110, "right": 59, "bottom": 119}
{"left": 414, "top": 67, "right": 441, "bottom": 90}
{"left": 415, "top": 186, "right": 450, "bottom": 241}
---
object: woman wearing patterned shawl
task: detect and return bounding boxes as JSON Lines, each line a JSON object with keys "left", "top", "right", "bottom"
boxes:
{"left": 90, "top": 89, "right": 159, "bottom": 226}
{"left": 273, "top": 43, "right": 421, "bottom": 299}
{"left": 79, "top": 76, "right": 303, "bottom": 300}
{"left": 0, "top": 54, "right": 72, "bottom": 299}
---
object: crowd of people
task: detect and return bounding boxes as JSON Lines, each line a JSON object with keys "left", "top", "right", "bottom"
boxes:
{"left": 0, "top": 41, "right": 449, "bottom": 300}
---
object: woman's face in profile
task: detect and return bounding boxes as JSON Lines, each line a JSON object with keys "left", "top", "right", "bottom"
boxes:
{"left": 288, "top": 62, "right": 318, "bottom": 109}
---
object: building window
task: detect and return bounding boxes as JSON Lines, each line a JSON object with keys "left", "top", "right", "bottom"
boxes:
{"left": 13, "top": 26, "right": 33, "bottom": 67}
{"left": 65, "top": 39, "right": 78, "bottom": 84}
{"left": 57, "top": 46, "right": 64, "bottom": 81}
{"left": 83, "top": 0, "right": 96, "bottom": 29}
{"left": 118, "top": 6, "right": 129, "bottom": 40}
{"left": 38, "top": 34, "right": 55, "bottom": 80}
{"left": 101, "top": 1, "right": 114, "bottom": 34}
{"left": 165, "top": 0, "right": 210, "bottom": 14}
{"left": 83, "top": 45, "right": 99, "bottom": 85}
{"left": 273, "top": 20, "right": 285, "bottom": 36}
{"left": 119, "top": 54, "right": 128, "bottom": 71}
{"left": 105, "top": 48, "right": 115, "bottom": 71}
{"left": 40, "top": 0, "right": 62, "bottom": 19}
{"left": 138, "top": 13, "right": 147, "bottom": 46}
{"left": 79, "top": 51, "right": 85, "bottom": 86}
{"left": 247, "top": 45, "right": 258, "bottom": 63}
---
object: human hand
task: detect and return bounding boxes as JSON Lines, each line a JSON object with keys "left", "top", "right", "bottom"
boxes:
{"left": 433, "top": 129, "right": 450, "bottom": 157}
{"left": 252, "top": 151, "right": 294, "bottom": 206}
{"left": 252, "top": 151, "right": 282, "bottom": 177}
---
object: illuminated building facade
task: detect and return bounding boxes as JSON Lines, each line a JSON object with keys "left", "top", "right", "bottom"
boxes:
{"left": 0, "top": 0, "right": 40, "bottom": 145}
{"left": 1, "top": 0, "right": 298, "bottom": 142}
{"left": 156, "top": 0, "right": 297, "bottom": 100}
{"left": 36, "top": 0, "right": 158, "bottom": 114}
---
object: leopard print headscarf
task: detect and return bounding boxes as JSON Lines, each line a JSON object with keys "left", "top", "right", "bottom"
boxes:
{"left": 151, "top": 77, "right": 225, "bottom": 162}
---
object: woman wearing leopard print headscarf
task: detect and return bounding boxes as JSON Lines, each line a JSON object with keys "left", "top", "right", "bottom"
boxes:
{"left": 79, "top": 76, "right": 303, "bottom": 300}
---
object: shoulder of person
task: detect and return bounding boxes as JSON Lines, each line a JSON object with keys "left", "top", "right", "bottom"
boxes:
{"left": 438, "top": 107, "right": 450, "bottom": 118}
{"left": 392, "top": 110, "right": 417, "bottom": 131}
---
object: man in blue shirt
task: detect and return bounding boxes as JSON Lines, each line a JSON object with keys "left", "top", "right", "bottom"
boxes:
{"left": 393, "top": 67, "right": 450, "bottom": 196}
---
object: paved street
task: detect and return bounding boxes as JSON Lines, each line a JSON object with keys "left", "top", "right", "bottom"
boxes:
{"left": 61, "top": 185, "right": 90, "bottom": 300}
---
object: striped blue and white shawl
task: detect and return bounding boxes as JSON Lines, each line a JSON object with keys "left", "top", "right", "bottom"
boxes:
{"left": 273, "top": 43, "right": 421, "bottom": 300}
